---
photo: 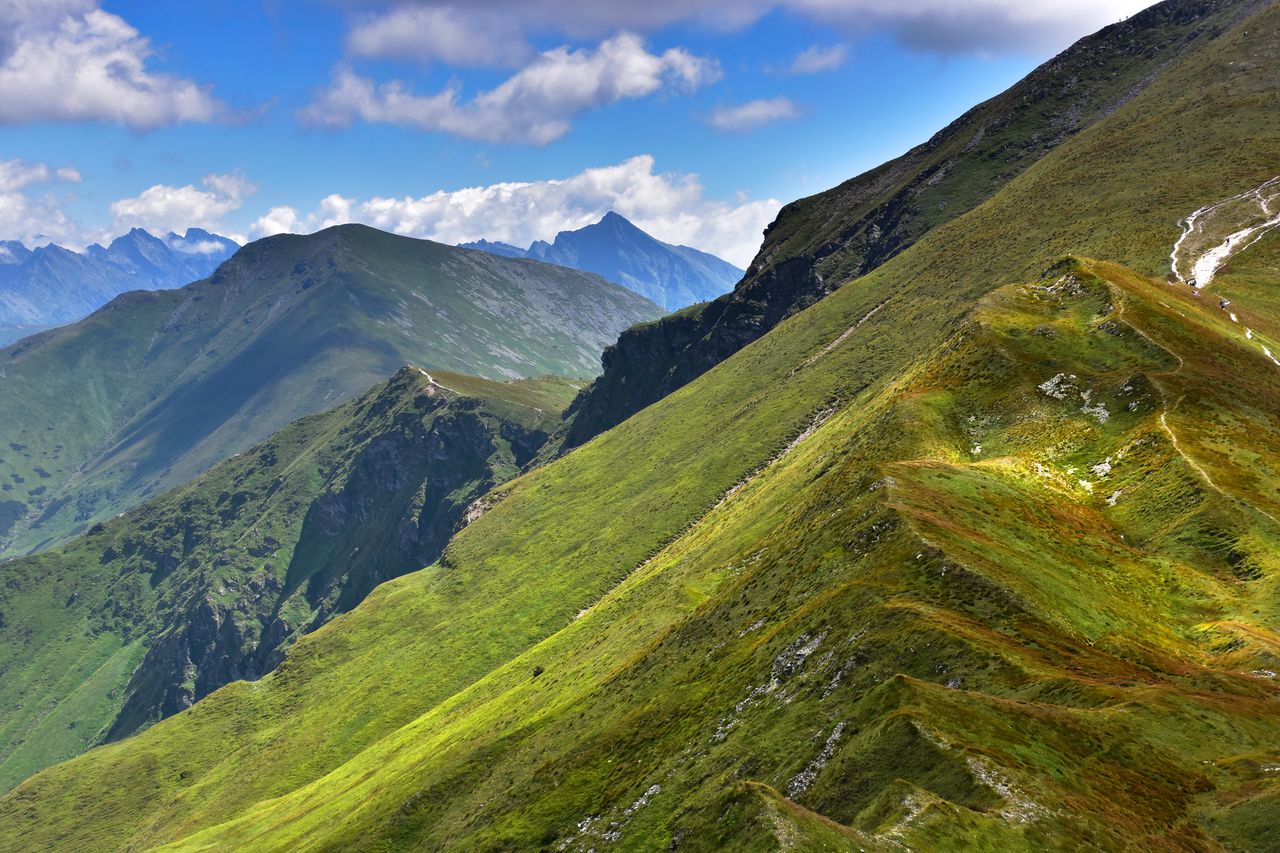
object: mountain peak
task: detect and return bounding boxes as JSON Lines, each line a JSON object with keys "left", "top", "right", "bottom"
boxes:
{"left": 597, "top": 210, "right": 631, "bottom": 226}
{"left": 464, "top": 214, "right": 742, "bottom": 311}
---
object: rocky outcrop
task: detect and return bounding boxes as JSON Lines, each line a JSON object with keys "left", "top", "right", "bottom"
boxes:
{"left": 105, "top": 371, "right": 555, "bottom": 739}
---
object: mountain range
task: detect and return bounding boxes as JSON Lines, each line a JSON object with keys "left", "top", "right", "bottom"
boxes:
{"left": 461, "top": 212, "right": 743, "bottom": 311}
{"left": 0, "top": 225, "right": 659, "bottom": 556}
{"left": 0, "top": 228, "right": 238, "bottom": 344}
{"left": 2, "top": 0, "right": 1280, "bottom": 849}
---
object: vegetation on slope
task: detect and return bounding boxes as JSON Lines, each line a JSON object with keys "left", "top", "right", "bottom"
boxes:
{"left": 0, "top": 224, "right": 659, "bottom": 556}
{"left": 3, "top": 0, "right": 1280, "bottom": 848}
{"left": 0, "top": 368, "right": 577, "bottom": 792}
{"left": 550, "top": 0, "right": 1266, "bottom": 456}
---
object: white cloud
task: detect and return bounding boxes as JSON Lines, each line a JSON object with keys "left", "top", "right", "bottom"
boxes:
{"left": 303, "top": 33, "right": 720, "bottom": 144}
{"left": 0, "top": 159, "right": 79, "bottom": 192}
{"left": 258, "top": 155, "right": 776, "bottom": 267}
{"left": 347, "top": 6, "right": 531, "bottom": 66}
{"left": 253, "top": 193, "right": 357, "bottom": 238}
{"left": 313, "top": 194, "right": 356, "bottom": 229}
{"left": 251, "top": 205, "right": 301, "bottom": 238}
{"left": 709, "top": 97, "right": 801, "bottom": 132}
{"left": 0, "top": 158, "right": 90, "bottom": 247}
{"left": 341, "top": 1, "right": 1154, "bottom": 56}
{"left": 111, "top": 172, "right": 257, "bottom": 234}
{"left": 788, "top": 44, "right": 848, "bottom": 74}
{"left": 0, "top": 192, "right": 82, "bottom": 248}
{"left": 0, "top": 4, "right": 223, "bottom": 128}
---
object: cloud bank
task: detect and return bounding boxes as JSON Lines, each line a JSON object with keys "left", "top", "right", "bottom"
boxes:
{"left": 0, "top": 157, "right": 87, "bottom": 247}
{"left": 253, "top": 155, "right": 777, "bottom": 267}
{"left": 304, "top": 33, "right": 720, "bottom": 144}
{"left": 341, "top": 1, "right": 1155, "bottom": 59}
{"left": 111, "top": 173, "right": 256, "bottom": 238}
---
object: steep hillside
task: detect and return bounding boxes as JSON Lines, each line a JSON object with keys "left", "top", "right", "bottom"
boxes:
{"left": 0, "top": 367, "right": 577, "bottom": 792}
{"left": 549, "top": 0, "right": 1266, "bottom": 456}
{"left": 0, "top": 224, "right": 660, "bottom": 556}
{"left": 0, "top": 228, "right": 237, "bottom": 336}
{"left": 462, "top": 212, "right": 743, "bottom": 311}
{"left": 1, "top": 0, "right": 1277, "bottom": 847}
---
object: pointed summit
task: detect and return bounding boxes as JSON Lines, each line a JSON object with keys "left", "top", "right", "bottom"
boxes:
{"left": 462, "top": 212, "right": 742, "bottom": 311}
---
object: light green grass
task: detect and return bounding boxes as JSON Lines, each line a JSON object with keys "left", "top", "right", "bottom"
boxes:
{"left": 3, "top": 1, "right": 1280, "bottom": 848}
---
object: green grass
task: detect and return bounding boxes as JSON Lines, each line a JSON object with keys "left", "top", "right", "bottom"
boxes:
{"left": 555, "top": 0, "right": 1261, "bottom": 456}
{"left": 3, "top": 1, "right": 1280, "bottom": 849}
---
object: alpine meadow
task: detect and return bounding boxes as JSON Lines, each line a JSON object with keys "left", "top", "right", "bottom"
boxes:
{"left": 0, "top": 0, "right": 1278, "bottom": 850}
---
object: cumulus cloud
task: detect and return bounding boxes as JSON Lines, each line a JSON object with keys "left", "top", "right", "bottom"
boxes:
{"left": 251, "top": 155, "right": 776, "bottom": 267}
{"left": 111, "top": 172, "right": 257, "bottom": 235}
{"left": 709, "top": 98, "right": 801, "bottom": 132}
{"left": 250, "top": 205, "right": 302, "bottom": 238}
{"left": 788, "top": 44, "right": 848, "bottom": 74}
{"left": 303, "top": 33, "right": 720, "bottom": 144}
{"left": 253, "top": 193, "right": 357, "bottom": 238}
{"left": 341, "top": 1, "right": 1154, "bottom": 57}
{"left": 0, "top": 4, "right": 223, "bottom": 128}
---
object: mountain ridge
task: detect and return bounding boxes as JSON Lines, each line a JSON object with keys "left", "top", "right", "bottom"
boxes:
{"left": 2, "top": 0, "right": 1280, "bottom": 848}
{"left": 0, "top": 228, "right": 238, "bottom": 343}
{"left": 0, "top": 224, "right": 660, "bottom": 556}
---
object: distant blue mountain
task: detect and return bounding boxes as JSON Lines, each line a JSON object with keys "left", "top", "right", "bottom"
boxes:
{"left": 460, "top": 212, "right": 742, "bottom": 311}
{"left": 0, "top": 228, "right": 238, "bottom": 343}
{"left": 458, "top": 239, "right": 526, "bottom": 259}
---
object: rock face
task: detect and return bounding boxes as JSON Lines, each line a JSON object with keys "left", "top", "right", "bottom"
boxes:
{"left": 549, "top": 0, "right": 1254, "bottom": 456}
{"left": 103, "top": 371, "right": 557, "bottom": 738}
{"left": 462, "top": 212, "right": 743, "bottom": 311}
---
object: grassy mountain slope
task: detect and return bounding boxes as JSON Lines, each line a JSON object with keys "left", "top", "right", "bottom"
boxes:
{"left": 0, "top": 367, "right": 576, "bottom": 793}
{"left": 550, "top": 0, "right": 1265, "bottom": 457}
{"left": 0, "top": 225, "right": 659, "bottom": 556}
{"left": 3, "top": 0, "right": 1279, "bottom": 848}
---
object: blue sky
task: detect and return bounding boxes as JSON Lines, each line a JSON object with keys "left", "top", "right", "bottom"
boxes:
{"left": 0, "top": 1, "right": 1153, "bottom": 265}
